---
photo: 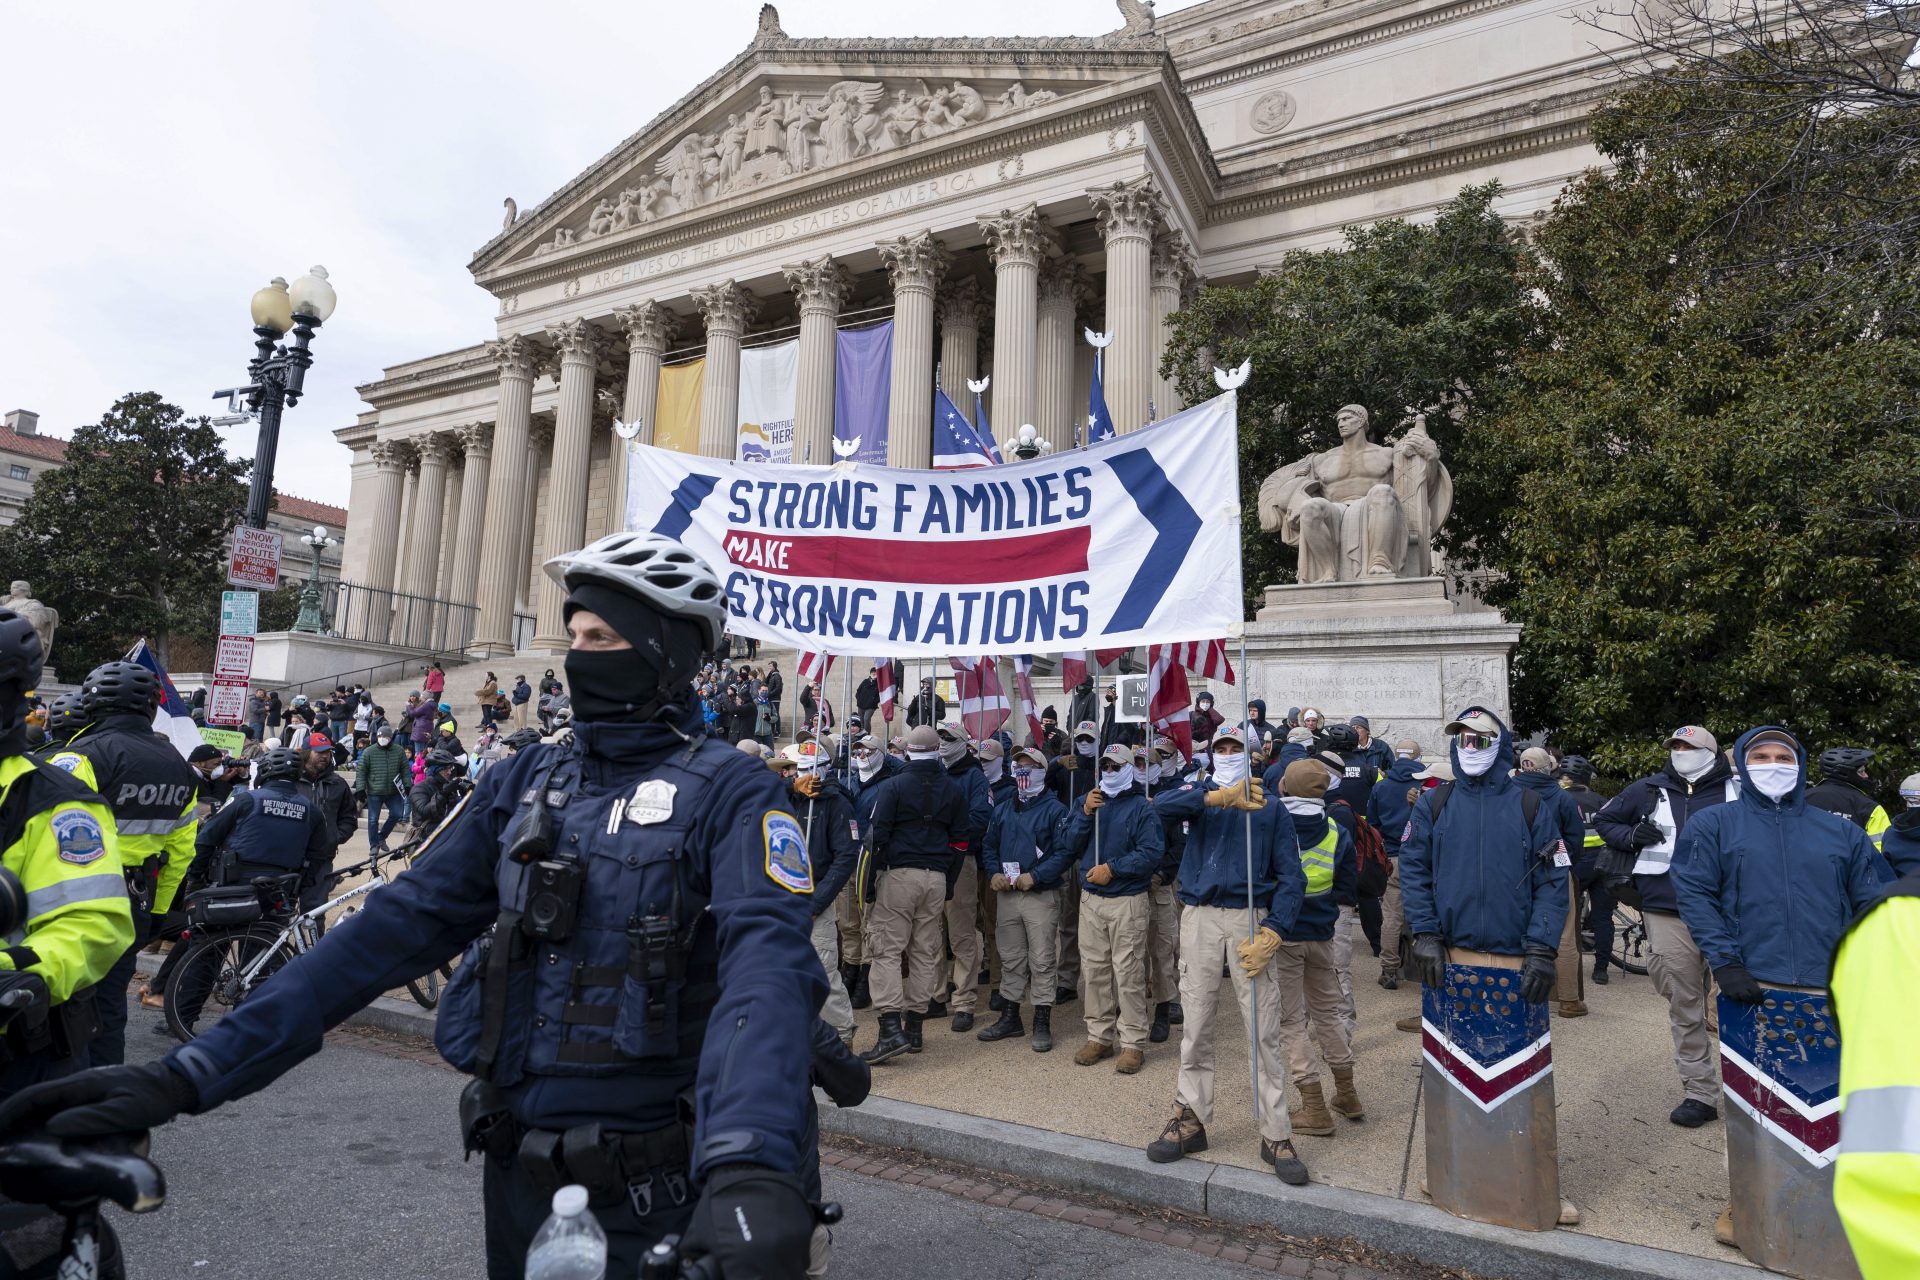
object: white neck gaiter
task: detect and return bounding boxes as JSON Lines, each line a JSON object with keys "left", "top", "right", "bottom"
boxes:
{"left": 1099, "top": 770, "right": 1131, "bottom": 798}
{"left": 1076, "top": 740, "right": 1096, "bottom": 757}
{"left": 1282, "top": 797, "right": 1325, "bottom": 816}
{"left": 1749, "top": 763, "right": 1797, "bottom": 800}
{"left": 1671, "top": 748, "right": 1716, "bottom": 782}
{"left": 1211, "top": 754, "right": 1249, "bottom": 788}
{"left": 856, "top": 755, "right": 881, "bottom": 780}
{"left": 1458, "top": 743, "right": 1501, "bottom": 777}
{"left": 982, "top": 758, "right": 1003, "bottom": 784}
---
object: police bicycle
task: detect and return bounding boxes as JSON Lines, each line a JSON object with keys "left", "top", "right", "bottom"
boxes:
{"left": 162, "top": 845, "right": 453, "bottom": 1042}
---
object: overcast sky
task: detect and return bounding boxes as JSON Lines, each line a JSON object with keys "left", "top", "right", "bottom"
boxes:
{"left": 0, "top": 0, "right": 1203, "bottom": 512}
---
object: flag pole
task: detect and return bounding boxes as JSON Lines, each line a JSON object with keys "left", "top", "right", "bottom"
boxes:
{"left": 1239, "top": 623, "right": 1260, "bottom": 1128}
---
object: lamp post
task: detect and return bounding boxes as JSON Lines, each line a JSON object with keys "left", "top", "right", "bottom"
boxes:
{"left": 292, "top": 525, "right": 337, "bottom": 634}
{"left": 219, "top": 267, "right": 339, "bottom": 530}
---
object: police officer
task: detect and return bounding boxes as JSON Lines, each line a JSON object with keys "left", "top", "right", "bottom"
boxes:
{"left": 33, "top": 693, "right": 84, "bottom": 757}
{"left": 48, "top": 661, "right": 199, "bottom": 1067}
{"left": 1552, "top": 756, "right": 1615, "bottom": 986}
{"left": 0, "top": 533, "right": 828, "bottom": 1280}
{"left": 299, "top": 740, "right": 358, "bottom": 910}
{"left": 187, "top": 747, "right": 333, "bottom": 892}
{"left": 502, "top": 727, "right": 543, "bottom": 756}
{"left": 1805, "top": 747, "right": 1892, "bottom": 851}
{"left": 1883, "top": 772, "right": 1920, "bottom": 877}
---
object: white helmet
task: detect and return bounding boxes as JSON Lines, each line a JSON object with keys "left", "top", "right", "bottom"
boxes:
{"left": 543, "top": 532, "right": 728, "bottom": 654}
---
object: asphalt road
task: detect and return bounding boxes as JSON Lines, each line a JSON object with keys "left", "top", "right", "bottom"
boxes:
{"left": 110, "top": 1005, "right": 1267, "bottom": 1279}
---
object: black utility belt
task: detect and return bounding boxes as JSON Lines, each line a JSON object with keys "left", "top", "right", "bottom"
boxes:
{"left": 0, "top": 984, "right": 99, "bottom": 1067}
{"left": 518, "top": 1119, "right": 693, "bottom": 1217}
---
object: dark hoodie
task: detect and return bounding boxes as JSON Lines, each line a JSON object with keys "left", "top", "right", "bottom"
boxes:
{"left": 1510, "top": 766, "right": 1585, "bottom": 885}
{"left": 1399, "top": 709, "right": 1569, "bottom": 955}
{"left": 1883, "top": 808, "right": 1920, "bottom": 877}
{"left": 1594, "top": 752, "right": 1738, "bottom": 913}
{"left": 790, "top": 774, "right": 856, "bottom": 914}
{"left": 1367, "top": 756, "right": 1426, "bottom": 854}
{"left": 1244, "top": 699, "right": 1278, "bottom": 759}
{"left": 1671, "top": 726, "right": 1885, "bottom": 986}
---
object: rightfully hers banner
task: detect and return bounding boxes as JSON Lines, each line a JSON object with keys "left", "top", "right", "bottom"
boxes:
{"left": 625, "top": 391, "right": 1244, "bottom": 658}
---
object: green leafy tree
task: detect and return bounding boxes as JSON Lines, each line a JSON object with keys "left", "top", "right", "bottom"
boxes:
{"left": 1463, "top": 46, "right": 1920, "bottom": 782}
{"left": 1161, "top": 184, "right": 1540, "bottom": 612}
{"left": 0, "top": 393, "right": 248, "bottom": 675}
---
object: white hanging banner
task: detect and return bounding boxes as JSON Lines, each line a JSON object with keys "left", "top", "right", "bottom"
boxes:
{"left": 737, "top": 338, "right": 798, "bottom": 464}
{"left": 626, "top": 390, "right": 1245, "bottom": 658}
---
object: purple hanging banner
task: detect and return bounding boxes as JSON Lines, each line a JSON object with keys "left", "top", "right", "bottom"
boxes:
{"left": 833, "top": 320, "right": 893, "bottom": 465}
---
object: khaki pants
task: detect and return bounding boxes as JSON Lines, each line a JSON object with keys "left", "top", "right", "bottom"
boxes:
{"left": 513, "top": 701, "right": 528, "bottom": 728}
{"left": 1379, "top": 857, "right": 1406, "bottom": 977}
{"left": 944, "top": 864, "right": 982, "bottom": 1014}
{"left": 866, "top": 867, "right": 946, "bottom": 1016}
{"left": 1079, "top": 890, "right": 1151, "bottom": 1051}
{"left": 811, "top": 903, "right": 853, "bottom": 1036}
{"left": 835, "top": 882, "right": 864, "bottom": 967}
{"left": 978, "top": 867, "right": 1001, "bottom": 988}
{"left": 1554, "top": 876, "right": 1585, "bottom": 1004}
{"left": 1274, "top": 929, "right": 1355, "bottom": 1090}
{"left": 1147, "top": 882, "right": 1180, "bottom": 1005}
{"left": 994, "top": 887, "right": 1060, "bottom": 1006}
{"left": 1056, "top": 874, "right": 1082, "bottom": 993}
{"left": 1644, "top": 908, "right": 1719, "bottom": 1105}
{"left": 1176, "top": 905, "right": 1292, "bottom": 1142}
{"left": 1335, "top": 904, "right": 1357, "bottom": 1041}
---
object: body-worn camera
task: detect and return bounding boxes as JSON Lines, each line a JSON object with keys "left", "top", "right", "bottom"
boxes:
{"left": 523, "top": 857, "right": 585, "bottom": 942}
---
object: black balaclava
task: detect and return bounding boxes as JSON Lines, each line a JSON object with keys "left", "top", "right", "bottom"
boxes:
{"left": 563, "top": 583, "right": 704, "bottom": 723}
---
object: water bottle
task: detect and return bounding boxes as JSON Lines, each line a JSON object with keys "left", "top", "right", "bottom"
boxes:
{"left": 524, "top": 1184, "right": 606, "bottom": 1280}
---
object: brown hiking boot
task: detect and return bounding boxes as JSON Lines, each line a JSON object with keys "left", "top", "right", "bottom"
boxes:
{"left": 1145, "top": 1105, "right": 1208, "bottom": 1163}
{"left": 1395, "top": 1014, "right": 1422, "bottom": 1033}
{"left": 1113, "top": 1048, "right": 1146, "bottom": 1074}
{"left": 1072, "top": 1039, "right": 1114, "bottom": 1066}
{"left": 1558, "top": 999, "right": 1589, "bottom": 1018}
{"left": 1289, "top": 1079, "right": 1336, "bottom": 1136}
{"left": 1329, "top": 1065, "right": 1364, "bottom": 1122}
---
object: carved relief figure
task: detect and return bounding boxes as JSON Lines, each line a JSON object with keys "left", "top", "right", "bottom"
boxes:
{"left": 744, "top": 85, "right": 784, "bottom": 156}
{"left": 585, "top": 198, "right": 618, "bottom": 237}
{"left": 717, "top": 112, "right": 749, "bottom": 185}
{"left": 997, "top": 81, "right": 1058, "bottom": 110}
{"left": 879, "top": 88, "right": 924, "bottom": 149}
{"left": 780, "top": 93, "right": 826, "bottom": 174}
{"left": 655, "top": 133, "right": 713, "bottom": 210}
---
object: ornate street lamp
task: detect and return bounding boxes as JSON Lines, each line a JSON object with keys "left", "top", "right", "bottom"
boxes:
{"left": 215, "top": 267, "right": 340, "bottom": 530}
{"left": 292, "top": 525, "right": 337, "bottom": 634}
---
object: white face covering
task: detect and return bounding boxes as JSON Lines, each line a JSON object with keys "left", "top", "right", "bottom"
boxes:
{"left": 907, "top": 749, "right": 940, "bottom": 762}
{"left": 982, "top": 758, "right": 1004, "bottom": 784}
{"left": 1098, "top": 768, "right": 1132, "bottom": 797}
{"left": 1014, "top": 765, "right": 1046, "bottom": 800}
{"left": 855, "top": 751, "right": 881, "bottom": 780}
{"left": 1749, "top": 762, "right": 1798, "bottom": 800}
{"left": 1076, "top": 739, "right": 1096, "bottom": 757}
{"left": 1211, "top": 752, "right": 1249, "bottom": 788}
{"left": 1282, "top": 796, "right": 1325, "bottom": 816}
{"left": 376, "top": 734, "right": 393, "bottom": 747}
{"left": 1457, "top": 742, "right": 1501, "bottom": 777}
{"left": 1326, "top": 765, "right": 1345, "bottom": 789}
{"left": 1670, "top": 747, "right": 1716, "bottom": 781}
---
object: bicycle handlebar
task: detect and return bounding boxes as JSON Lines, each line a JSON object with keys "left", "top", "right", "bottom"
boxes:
{"left": 0, "top": 1132, "right": 164, "bottom": 1214}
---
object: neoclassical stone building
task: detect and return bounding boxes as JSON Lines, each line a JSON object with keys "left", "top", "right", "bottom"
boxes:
{"left": 339, "top": 0, "right": 1646, "bottom": 658}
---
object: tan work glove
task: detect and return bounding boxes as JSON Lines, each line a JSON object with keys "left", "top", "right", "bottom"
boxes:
{"left": 793, "top": 774, "right": 823, "bottom": 799}
{"left": 1086, "top": 863, "right": 1113, "bottom": 887}
{"left": 1054, "top": 756, "right": 1077, "bottom": 771}
{"left": 989, "top": 874, "right": 1009, "bottom": 891}
{"left": 1203, "top": 778, "right": 1265, "bottom": 811}
{"left": 1236, "top": 926, "right": 1283, "bottom": 978}
{"left": 1015, "top": 873, "right": 1035, "bottom": 891}
{"left": 1083, "top": 791, "right": 1105, "bottom": 816}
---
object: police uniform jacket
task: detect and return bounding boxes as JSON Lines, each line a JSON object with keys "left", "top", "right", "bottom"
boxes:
{"left": 191, "top": 779, "right": 333, "bottom": 884}
{"left": 1151, "top": 780, "right": 1303, "bottom": 935}
{"left": 49, "top": 714, "right": 198, "bottom": 916}
{"left": 0, "top": 754, "right": 133, "bottom": 1006}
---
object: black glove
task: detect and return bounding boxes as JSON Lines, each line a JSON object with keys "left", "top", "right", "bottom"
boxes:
{"left": 1519, "top": 949, "right": 1556, "bottom": 1004}
{"left": 809, "top": 1018, "right": 871, "bottom": 1109}
{"left": 1411, "top": 933, "right": 1447, "bottom": 989}
{"left": 680, "top": 1166, "right": 814, "bottom": 1280}
{"left": 0, "top": 1061, "right": 198, "bottom": 1140}
{"left": 0, "top": 971, "right": 48, "bottom": 1028}
{"left": 1630, "top": 820, "right": 1664, "bottom": 849}
{"left": 1715, "top": 963, "right": 1765, "bottom": 1004}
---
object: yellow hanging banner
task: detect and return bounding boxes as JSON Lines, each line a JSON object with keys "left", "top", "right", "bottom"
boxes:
{"left": 653, "top": 358, "right": 705, "bottom": 455}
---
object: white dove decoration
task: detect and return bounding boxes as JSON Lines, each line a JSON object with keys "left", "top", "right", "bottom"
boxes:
{"left": 966, "top": 375, "right": 991, "bottom": 395}
{"left": 831, "top": 437, "right": 860, "bottom": 460}
{"left": 612, "top": 418, "right": 642, "bottom": 440}
{"left": 1084, "top": 328, "right": 1115, "bottom": 350}
{"left": 1213, "top": 359, "right": 1253, "bottom": 391}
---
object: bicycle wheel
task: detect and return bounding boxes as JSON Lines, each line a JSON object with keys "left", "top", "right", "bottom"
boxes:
{"left": 1610, "top": 905, "right": 1651, "bottom": 976}
{"left": 406, "top": 961, "right": 453, "bottom": 1010}
{"left": 164, "top": 924, "right": 290, "bottom": 1042}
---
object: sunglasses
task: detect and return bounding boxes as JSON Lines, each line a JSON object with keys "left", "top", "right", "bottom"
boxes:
{"left": 1455, "top": 732, "right": 1496, "bottom": 751}
{"left": 1099, "top": 761, "right": 1129, "bottom": 774}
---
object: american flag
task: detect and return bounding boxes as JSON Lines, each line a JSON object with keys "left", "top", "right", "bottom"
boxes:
{"left": 948, "top": 656, "right": 1010, "bottom": 740}
{"left": 1058, "top": 648, "right": 1132, "bottom": 692}
{"left": 1159, "top": 638, "right": 1236, "bottom": 685}
{"left": 798, "top": 650, "right": 835, "bottom": 684}
{"left": 875, "top": 658, "right": 896, "bottom": 724}
{"left": 1012, "top": 655, "right": 1046, "bottom": 747}
{"left": 1146, "top": 644, "right": 1195, "bottom": 760}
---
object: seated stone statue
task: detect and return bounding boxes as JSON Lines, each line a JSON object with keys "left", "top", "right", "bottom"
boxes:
{"left": 1256, "top": 405, "right": 1452, "bottom": 583}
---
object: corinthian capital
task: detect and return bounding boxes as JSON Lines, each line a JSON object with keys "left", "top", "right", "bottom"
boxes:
{"left": 977, "top": 205, "right": 1056, "bottom": 269}
{"left": 615, "top": 301, "right": 679, "bottom": 354}
{"left": 370, "top": 438, "right": 408, "bottom": 471}
{"left": 783, "top": 256, "right": 852, "bottom": 313}
{"left": 417, "top": 431, "right": 460, "bottom": 467}
{"left": 1038, "top": 258, "right": 1091, "bottom": 312}
{"left": 877, "top": 233, "right": 947, "bottom": 292}
{"left": 487, "top": 332, "right": 541, "bottom": 380}
{"left": 459, "top": 421, "right": 494, "bottom": 458}
{"left": 1152, "top": 230, "right": 1199, "bottom": 294}
{"left": 692, "top": 280, "right": 758, "bottom": 335}
{"left": 936, "top": 276, "right": 983, "bottom": 329}
{"left": 546, "top": 317, "right": 605, "bottom": 365}
{"left": 1089, "top": 177, "right": 1167, "bottom": 243}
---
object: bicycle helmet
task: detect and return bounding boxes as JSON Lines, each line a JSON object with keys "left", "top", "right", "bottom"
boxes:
{"left": 503, "top": 728, "right": 542, "bottom": 753}
{"left": 0, "top": 610, "right": 42, "bottom": 733}
{"left": 1322, "top": 723, "right": 1360, "bottom": 754}
{"left": 424, "top": 747, "right": 462, "bottom": 773}
{"left": 254, "top": 746, "right": 305, "bottom": 784}
{"left": 1555, "top": 754, "right": 1595, "bottom": 784}
{"left": 78, "top": 660, "right": 159, "bottom": 718}
{"left": 542, "top": 532, "right": 728, "bottom": 655}
{"left": 1818, "top": 746, "right": 1874, "bottom": 778}
{"left": 43, "top": 692, "right": 86, "bottom": 741}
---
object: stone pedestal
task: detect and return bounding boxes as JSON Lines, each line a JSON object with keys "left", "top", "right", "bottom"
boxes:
{"left": 1234, "top": 579, "right": 1520, "bottom": 755}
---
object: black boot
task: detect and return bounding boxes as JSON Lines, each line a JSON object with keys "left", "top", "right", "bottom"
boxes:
{"left": 1055, "top": 985, "right": 1077, "bottom": 1005}
{"left": 850, "top": 965, "right": 872, "bottom": 1009}
{"left": 1150, "top": 1002, "right": 1171, "bottom": 1044}
{"left": 988, "top": 990, "right": 1007, "bottom": 1012}
{"left": 925, "top": 994, "right": 948, "bottom": 1018}
{"left": 862, "top": 1013, "right": 911, "bottom": 1064}
{"left": 1167, "top": 1000, "right": 1184, "bottom": 1026}
{"left": 977, "top": 1006, "right": 1025, "bottom": 1042}
{"left": 905, "top": 1011, "right": 925, "bottom": 1053}
{"left": 1031, "top": 1005, "right": 1054, "bottom": 1053}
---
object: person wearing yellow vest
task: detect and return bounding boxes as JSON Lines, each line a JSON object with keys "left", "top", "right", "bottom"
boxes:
{"left": 1805, "top": 748, "right": 1893, "bottom": 854}
{"left": 46, "top": 660, "right": 198, "bottom": 1067}
{"left": 0, "top": 612, "right": 134, "bottom": 1095}
{"left": 1830, "top": 869, "right": 1920, "bottom": 1279}
{"left": 1269, "top": 759, "right": 1362, "bottom": 1139}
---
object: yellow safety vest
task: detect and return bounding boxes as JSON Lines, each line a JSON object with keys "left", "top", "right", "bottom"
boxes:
{"left": 47, "top": 752, "right": 197, "bottom": 916}
{"left": 0, "top": 755, "right": 135, "bottom": 1004}
{"left": 1830, "top": 880, "right": 1920, "bottom": 1279}
{"left": 1300, "top": 824, "right": 1338, "bottom": 896}
{"left": 1865, "top": 805, "right": 1891, "bottom": 852}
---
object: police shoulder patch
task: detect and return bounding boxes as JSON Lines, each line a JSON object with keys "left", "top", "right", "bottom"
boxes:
{"left": 47, "top": 752, "right": 84, "bottom": 776}
{"left": 763, "top": 811, "right": 812, "bottom": 894}
{"left": 50, "top": 808, "right": 108, "bottom": 865}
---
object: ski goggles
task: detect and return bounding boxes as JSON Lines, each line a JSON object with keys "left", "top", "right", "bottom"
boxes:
{"left": 1454, "top": 731, "right": 1497, "bottom": 751}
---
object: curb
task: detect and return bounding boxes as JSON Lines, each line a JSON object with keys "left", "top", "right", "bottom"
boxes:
{"left": 132, "top": 952, "right": 444, "bottom": 1040}
{"left": 820, "top": 1096, "right": 1756, "bottom": 1280}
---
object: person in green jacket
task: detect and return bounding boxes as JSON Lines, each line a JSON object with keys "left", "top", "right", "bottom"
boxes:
{"left": 354, "top": 725, "right": 411, "bottom": 854}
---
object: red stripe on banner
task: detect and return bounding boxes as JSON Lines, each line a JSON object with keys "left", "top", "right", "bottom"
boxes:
{"left": 720, "top": 528, "right": 1089, "bottom": 584}
{"left": 1423, "top": 1029, "right": 1552, "bottom": 1105}
{"left": 1722, "top": 1054, "right": 1840, "bottom": 1155}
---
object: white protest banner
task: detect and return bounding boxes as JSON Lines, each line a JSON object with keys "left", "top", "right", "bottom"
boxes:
{"left": 737, "top": 338, "right": 797, "bottom": 464}
{"left": 625, "top": 389, "right": 1244, "bottom": 658}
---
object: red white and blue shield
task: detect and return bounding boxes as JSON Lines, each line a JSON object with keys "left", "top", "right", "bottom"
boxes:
{"left": 1718, "top": 988, "right": 1840, "bottom": 1166}
{"left": 1421, "top": 964, "right": 1552, "bottom": 1111}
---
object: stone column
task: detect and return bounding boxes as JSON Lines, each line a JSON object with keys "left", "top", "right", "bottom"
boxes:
{"left": 1151, "top": 231, "right": 1198, "bottom": 419}
{"left": 783, "top": 258, "right": 848, "bottom": 466}
{"left": 879, "top": 232, "right": 945, "bottom": 469}
{"left": 936, "top": 277, "right": 983, "bottom": 408}
{"left": 693, "top": 281, "right": 756, "bottom": 460}
{"left": 397, "top": 432, "right": 455, "bottom": 647}
{"left": 1088, "top": 178, "right": 1166, "bottom": 434}
{"left": 612, "top": 302, "right": 678, "bottom": 533}
{"left": 531, "top": 319, "right": 604, "bottom": 652}
{"left": 978, "top": 205, "right": 1053, "bottom": 443}
{"left": 446, "top": 421, "right": 493, "bottom": 623}
{"left": 518, "top": 418, "right": 553, "bottom": 622}
{"left": 472, "top": 335, "right": 538, "bottom": 657}
{"left": 354, "top": 440, "right": 408, "bottom": 640}
{"left": 391, "top": 453, "right": 417, "bottom": 597}
{"left": 435, "top": 453, "right": 464, "bottom": 599}
{"left": 1036, "top": 260, "right": 1088, "bottom": 454}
